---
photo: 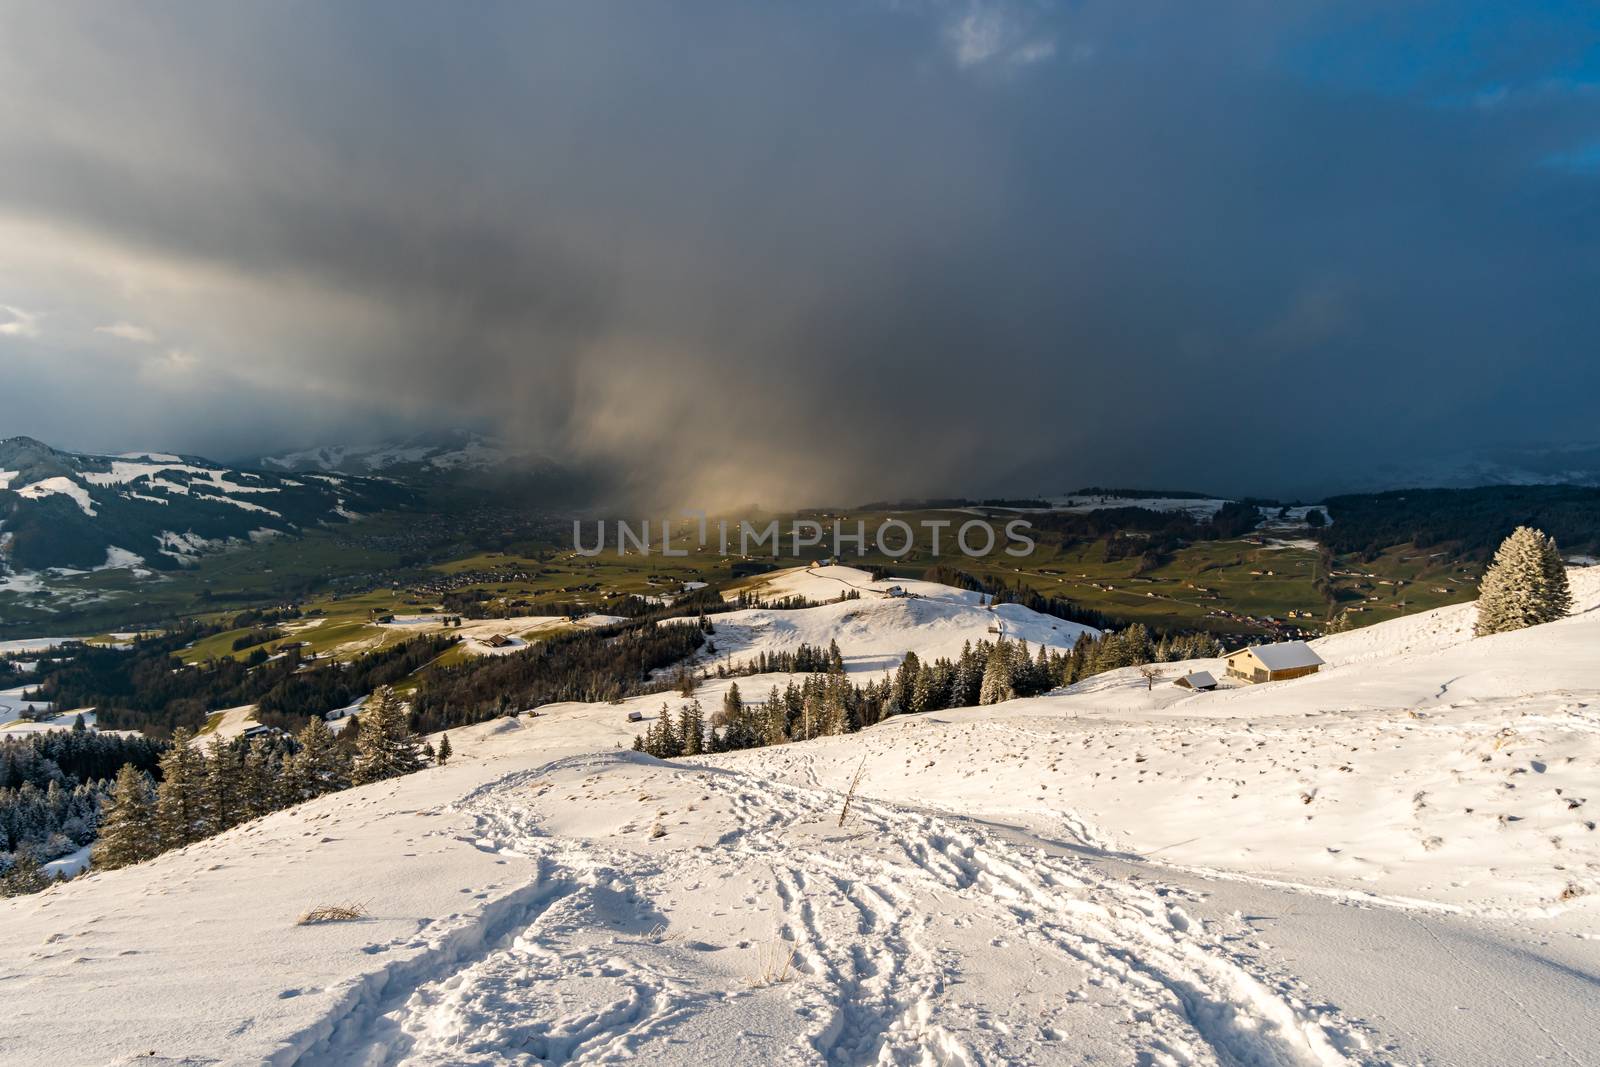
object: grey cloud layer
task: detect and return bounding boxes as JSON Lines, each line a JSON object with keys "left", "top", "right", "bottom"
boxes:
{"left": 1, "top": 2, "right": 1597, "bottom": 504}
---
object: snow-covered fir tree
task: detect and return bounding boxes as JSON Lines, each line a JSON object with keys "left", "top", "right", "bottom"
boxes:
{"left": 818, "top": 678, "right": 850, "bottom": 736}
{"left": 352, "top": 686, "right": 423, "bottom": 785}
{"left": 677, "top": 701, "right": 705, "bottom": 756}
{"left": 1474, "top": 526, "right": 1573, "bottom": 636}
{"left": 635, "top": 704, "right": 685, "bottom": 758}
{"left": 436, "top": 733, "right": 452, "bottom": 766}
{"left": 762, "top": 689, "right": 788, "bottom": 747}
{"left": 979, "top": 640, "right": 1015, "bottom": 705}
{"left": 240, "top": 742, "right": 282, "bottom": 819}
{"left": 287, "top": 716, "right": 349, "bottom": 799}
{"left": 0, "top": 846, "right": 51, "bottom": 897}
{"left": 202, "top": 737, "right": 243, "bottom": 835}
{"left": 952, "top": 641, "right": 980, "bottom": 707}
{"left": 93, "top": 764, "right": 158, "bottom": 870}
{"left": 155, "top": 728, "right": 208, "bottom": 848}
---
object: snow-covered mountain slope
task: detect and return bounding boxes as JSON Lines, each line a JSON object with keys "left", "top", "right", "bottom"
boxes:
{"left": 0, "top": 436, "right": 412, "bottom": 575}
{"left": 4, "top": 571, "right": 1599, "bottom": 1065}
{"left": 258, "top": 430, "right": 536, "bottom": 479}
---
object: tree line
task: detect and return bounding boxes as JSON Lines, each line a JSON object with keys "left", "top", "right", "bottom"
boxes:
{"left": 3, "top": 686, "right": 449, "bottom": 897}
{"left": 0, "top": 724, "right": 167, "bottom": 889}
{"left": 639, "top": 625, "right": 1224, "bottom": 758}
{"left": 917, "top": 566, "right": 1113, "bottom": 629}
{"left": 408, "top": 620, "right": 708, "bottom": 731}
{"left": 1315, "top": 486, "right": 1600, "bottom": 561}
{"left": 18, "top": 628, "right": 456, "bottom": 737}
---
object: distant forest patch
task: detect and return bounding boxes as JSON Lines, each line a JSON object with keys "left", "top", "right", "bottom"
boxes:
{"left": 1319, "top": 486, "right": 1600, "bottom": 560}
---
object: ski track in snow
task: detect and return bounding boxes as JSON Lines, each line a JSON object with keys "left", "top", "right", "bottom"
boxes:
{"left": 287, "top": 755, "right": 1374, "bottom": 1067}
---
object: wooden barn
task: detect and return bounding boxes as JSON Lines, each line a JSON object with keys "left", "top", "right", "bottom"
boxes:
{"left": 1173, "top": 670, "right": 1218, "bottom": 691}
{"left": 1223, "top": 641, "right": 1324, "bottom": 684}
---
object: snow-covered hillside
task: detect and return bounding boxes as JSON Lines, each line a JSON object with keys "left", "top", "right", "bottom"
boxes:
{"left": 3, "top": 570, "right": 1598, "bottom": 1065}
{"left": 712, "top": 565, "right": 1097, "bottom": 676}
{"left": 0, "top": 436, "right": 412, "bottom": 577}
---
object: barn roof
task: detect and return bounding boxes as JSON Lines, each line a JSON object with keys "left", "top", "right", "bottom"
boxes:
{"left": 1228, "top": 640, "right": 1324, "bottom": 671}
{"left": 1177, "top": 670, "right": 1217, "bottom": 688}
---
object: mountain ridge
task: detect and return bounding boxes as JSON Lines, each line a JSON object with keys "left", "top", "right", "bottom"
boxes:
{"left": 0, "top": 436, "right": 413, "bottom": 576}
{"left": 254, "top": 429, "right": 539, "bottom": 479}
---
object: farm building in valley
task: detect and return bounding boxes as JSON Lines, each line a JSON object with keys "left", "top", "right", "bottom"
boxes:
{"left": 1223, "top": 641, "right": 1324, "bottom": 683}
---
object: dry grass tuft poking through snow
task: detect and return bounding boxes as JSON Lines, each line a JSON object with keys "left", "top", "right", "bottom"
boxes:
{"left": 297, "top": 902, "right": 371, "bottom": 925}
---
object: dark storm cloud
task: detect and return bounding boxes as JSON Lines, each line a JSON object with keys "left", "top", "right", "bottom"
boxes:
{"left": 1, "top": 1, "right": 1597, "bottom": 504}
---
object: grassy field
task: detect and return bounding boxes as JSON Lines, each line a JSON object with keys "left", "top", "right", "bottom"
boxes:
{"left": 0, "top": 507, "right": 1483, "bottom": 651}
{"left": 362, "top": 511, "right": 1480, "bottom": 640}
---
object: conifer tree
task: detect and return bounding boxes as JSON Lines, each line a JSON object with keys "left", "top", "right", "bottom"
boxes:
{"left": 654, "top": 702, "right": 681, "bottom": 757}
{"left": 1474, "top": 526, "right": 1573, "bottom": 636}
{"left": 202, "top": 737, "right": 242, "bottom": 835}
{"left": 240, "top": 742, "right": 281, "bottom": 819}
{"left": 891, "top": 652, "right": 921, "bottom": 714}
{"left": 92, "top": 764, "right": 158, "bottom": 870}
{"left": 979, "top": 641, "right": 1015, "bottom": 705}
{"left": 0, "top": 846, "right": 50, "bottom": 897}
{"left": 909, "top": 670, "right": 932, "bottom": 716}
{"left": 288, "top": 716, "right": 349, "bottom": 799}
{"left": 1124, "top": 624, "right": 1154, "bottom": 666}
{"left": 763, "top": 688, "right": 788, "bottom": 746}
{"left": 340, "top": 713, "right": 362, "bottom": 752}
{"left": 436, "top": 733, "right": 452, "bottom": 766}
{"left": 951, "top": 642, "right": 980, "bottom": 707}
{"left": 678, "top": 701, "right": 705, "bottom": 756}
{"left": 352, "top": 686, "right": 423, "bottom": 785}
{"left": 155, "top": 728, "right": 207, "bottom": 849}
{"left": 1065, "top": 634, "right": 1091, "bottom": 685}
{"left": 819, "top": 678, "right": 849, "bottom": 735}
{"left": 1541, "top": 535, "right": 1573, "bottom": 612}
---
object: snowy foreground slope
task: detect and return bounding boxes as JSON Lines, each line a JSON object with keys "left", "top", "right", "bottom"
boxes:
{"left": 3, "top": 573, "right": 1599, "bottom": 1066}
